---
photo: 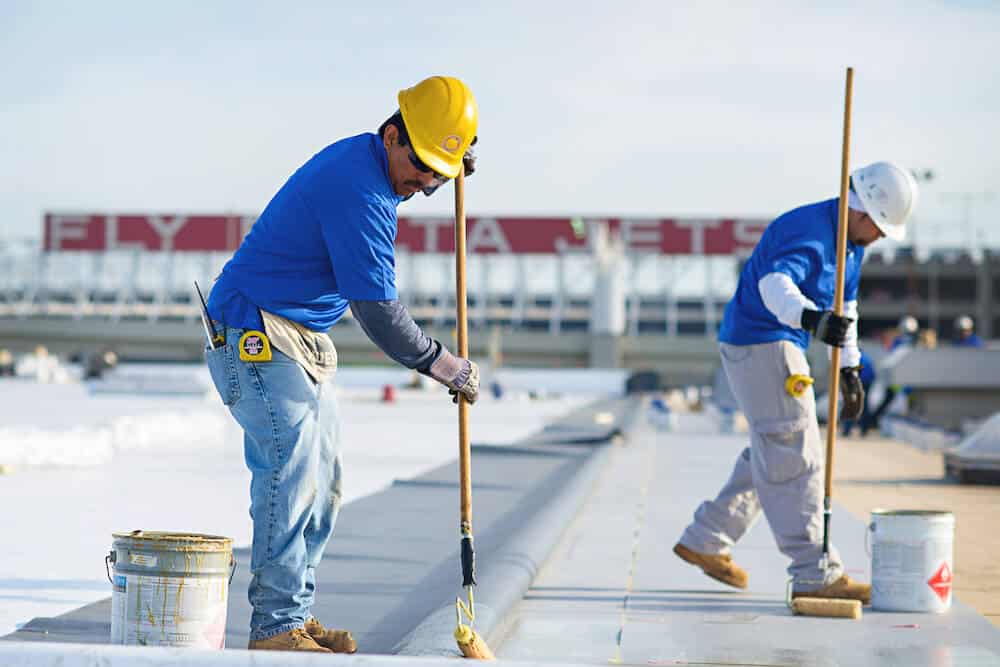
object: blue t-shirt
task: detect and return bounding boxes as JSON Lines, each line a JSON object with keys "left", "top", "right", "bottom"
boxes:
{"left": 889, "top": 334, "right": 915, "bottom": 351}
{"left": 207, "top": 133, "right": 403, "bottom": 331}
{"left": 953, "top": 334, "right": 984, "bottom": 348}
{"left": 718, "top": 198, "right": 864, "bottom": 350}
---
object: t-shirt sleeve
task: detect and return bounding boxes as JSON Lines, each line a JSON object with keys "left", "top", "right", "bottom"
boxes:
{"left": 319, "top": 191, "right": 398, "bottom": 301}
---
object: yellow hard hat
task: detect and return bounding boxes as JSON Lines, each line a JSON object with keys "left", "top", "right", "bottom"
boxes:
{"left": 398, "top": 76, "right": 478, "bottom": 179}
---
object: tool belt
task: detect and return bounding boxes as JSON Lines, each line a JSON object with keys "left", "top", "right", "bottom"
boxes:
{"left": 260, "top": 310, "right": 338, "bottom": 385}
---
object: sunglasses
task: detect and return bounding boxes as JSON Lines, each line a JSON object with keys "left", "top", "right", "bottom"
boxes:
{"left": 407, "top": 150, "right": 448, "bottom": 183}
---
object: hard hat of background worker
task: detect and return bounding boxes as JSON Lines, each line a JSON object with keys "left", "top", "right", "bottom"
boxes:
{"left": 398, "top": 76, "right": 478, "bottom": 179}
{"left": 956, "top": 315, "right": 974, "bottom": 332}
{"left": 899, "top": 315, "right": 918, "bottom": 335}
{"left": 850, "top": 161, "right": 919, "bottom": 242}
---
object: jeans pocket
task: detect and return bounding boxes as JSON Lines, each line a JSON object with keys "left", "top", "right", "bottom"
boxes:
{"left": 205, "top": 345, "right": 241, "bottom": 406}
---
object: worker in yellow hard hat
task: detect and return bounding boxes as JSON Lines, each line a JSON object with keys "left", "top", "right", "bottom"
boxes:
{"left": 389, "top": 75, "right": 478, "bottom": 193}
{"left": 204, "top": 76, "right": 479, "bottom": 654}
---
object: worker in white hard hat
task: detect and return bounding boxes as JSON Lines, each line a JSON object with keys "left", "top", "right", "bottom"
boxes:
{"left": 868, "top": 313, "right": 923, "bottom": 433}
{"left": 953, "top": 315, "right": 984, "bottom": 347}
{"left": 675, "top": 161, "right": 918, "bottom": 604}
{"left": 890, "top": 314, "right": 919, "bottom": 350}
{"left": 204, "top": 76, "right": 480, "bottom": 653}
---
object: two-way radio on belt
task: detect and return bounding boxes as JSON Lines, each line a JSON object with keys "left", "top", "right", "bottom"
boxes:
{"left": 194, "top": 281, "right": 224, "bottom": 349}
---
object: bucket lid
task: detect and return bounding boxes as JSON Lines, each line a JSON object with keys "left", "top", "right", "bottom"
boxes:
{"left": 112, "top": 530, "right": 233, "bottom": 551}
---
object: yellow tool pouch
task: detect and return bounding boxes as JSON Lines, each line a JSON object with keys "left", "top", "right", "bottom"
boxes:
{"left": 238, "top": 330, "right": 272, "bottom": 362}
{"left": 784, "top": 373, "right": 814, "bottom": 398}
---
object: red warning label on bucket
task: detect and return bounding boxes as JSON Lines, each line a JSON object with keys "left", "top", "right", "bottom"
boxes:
{"left": 927, "top": 561, "right": 952, "bottom": 603}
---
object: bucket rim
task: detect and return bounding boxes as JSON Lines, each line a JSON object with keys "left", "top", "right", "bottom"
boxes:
{"left": 870, "top": 509, "right": 954, "bottom": 518}
{"left": 112, "top": 530, "right": 233, "bottom": 546}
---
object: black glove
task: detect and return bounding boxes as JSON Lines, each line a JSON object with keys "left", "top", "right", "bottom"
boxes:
{"left": 462, "top": 137, "right": 477, "bottom": 177}
{"left": 801, "top": 308, "right": 852, "bottom": 347}
{"left": 839, "top": 365, "right": 864, "bottom": 421}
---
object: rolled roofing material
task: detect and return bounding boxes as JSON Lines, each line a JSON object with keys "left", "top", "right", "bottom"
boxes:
{"left": 945, "top": 412, "right": 1000, "bottom": 476}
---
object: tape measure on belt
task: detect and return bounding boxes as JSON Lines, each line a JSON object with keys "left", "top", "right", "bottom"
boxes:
{"left": 239, "top": 330, "right": 272, "bottom": 362}
{"left": 784, "top": 374, "right": 814, "bottom": 398}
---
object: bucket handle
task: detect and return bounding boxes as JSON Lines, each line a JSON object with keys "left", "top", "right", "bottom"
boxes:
{"left": 105, "top": 551, "right": 116, "bottom": 584}
{"left": 105, "top": 550, "right": 237, "bottom": 585}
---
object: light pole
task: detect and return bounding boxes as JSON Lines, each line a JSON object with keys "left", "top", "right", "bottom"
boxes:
{"left": 908, "top": 168, "right": 934, "bottom": 253}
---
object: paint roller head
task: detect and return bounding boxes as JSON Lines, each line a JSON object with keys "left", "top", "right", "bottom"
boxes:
{"left": 791, "top": 596, "right": 862, "bottom": 620}
{"left": 455, "top": 624, "right": 496, "bottom": 660}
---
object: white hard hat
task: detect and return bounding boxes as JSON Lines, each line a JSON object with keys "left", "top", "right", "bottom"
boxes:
{"left": 955, "top": 315, "right": 974, "bottom": 331}
{"left": 899, "top": 315, "right": 918, "bottom": 334}
{"left": 851, "top": 161, "right": 919, "bottom": 241}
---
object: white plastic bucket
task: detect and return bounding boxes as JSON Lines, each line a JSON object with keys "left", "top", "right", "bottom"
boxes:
{"left": 869, "top": 510, "right": 954, "bottom": 613}
{"left": 107, "top": 531, "right": 234, "bottom": 648}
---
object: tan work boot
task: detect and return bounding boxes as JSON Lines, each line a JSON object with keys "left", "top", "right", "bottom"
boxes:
{"left": 792, "top": 575, "right": 871, "bottom": 605}
{"left": 673, "top": 543, "right": 749, "bottom": 589}
{"left": 304, "top": 617, "right": 358, "bottom": 654}
{"left": 248, "top": 627, "right": 332, "bottom": 652}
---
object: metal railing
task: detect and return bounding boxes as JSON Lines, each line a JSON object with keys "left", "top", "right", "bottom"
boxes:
{"left": 0, "top": 249, "right": 736, "bottom": 336}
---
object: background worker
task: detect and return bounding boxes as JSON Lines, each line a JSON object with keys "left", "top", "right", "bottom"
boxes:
{"left": 204, "top": 76, "right": 480, "bottom": 654}
{"left": 867, "top": 315, "right": 922, "bottom": 432}
{"left": 953, "top": 314, "right": 984, "bottom": 347}
{"left": 674, "top": 162, "right": 918, "bottom": 603}
{"left": 889, "top": 315, "right": 919, "bottom": 350}
{"left": 918, "top": 328, "right": 938, "bottom": 349}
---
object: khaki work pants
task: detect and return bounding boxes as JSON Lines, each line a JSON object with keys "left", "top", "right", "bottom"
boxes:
{"left": 680, "top": 340, "right": 843, "bottom": 589}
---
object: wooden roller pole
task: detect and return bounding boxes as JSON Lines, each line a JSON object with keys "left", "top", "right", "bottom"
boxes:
{"left": 454, "top": 169, "right": 472, "bottom": 534}
{"left": 821, "top": 66, "right": 854, "bottom": 568}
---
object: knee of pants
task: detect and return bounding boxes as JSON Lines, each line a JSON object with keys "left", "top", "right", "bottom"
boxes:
{"left": 752, "top": 421, "right": 821, "bottom": 485}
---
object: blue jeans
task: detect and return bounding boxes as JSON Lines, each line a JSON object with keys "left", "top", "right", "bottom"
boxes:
{"left": 205, "top": 327, "right": 342, "bottom": 640}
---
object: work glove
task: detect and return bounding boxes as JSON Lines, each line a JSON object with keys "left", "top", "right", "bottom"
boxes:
{"left": 448, "top": 360, "right": 479, "bottom": 405}
{"left": 801, "top": 308, "right": 852, "bottom": 348}
{"left": 425, "top": 347, "right": 480, "bottom": 404}
{"left": 839, "top": 365, "right": 865, "bottom": 421}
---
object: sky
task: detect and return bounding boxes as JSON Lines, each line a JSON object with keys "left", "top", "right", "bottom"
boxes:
{"left": 2, "top": 1, "right": 999, "bottom": 249}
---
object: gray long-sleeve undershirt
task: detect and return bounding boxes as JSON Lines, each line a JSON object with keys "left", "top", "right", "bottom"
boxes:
{"left": 349, "top": 299, "right": 442, "bottom": 371}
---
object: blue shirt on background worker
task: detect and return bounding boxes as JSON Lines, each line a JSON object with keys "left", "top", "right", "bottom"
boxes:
{"left": 719, "top": 198, "right": 864, "bottom": 355}
{"left": 952, "top": 315, "right": 984, "bottom": 348}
